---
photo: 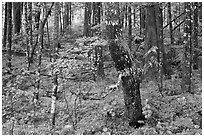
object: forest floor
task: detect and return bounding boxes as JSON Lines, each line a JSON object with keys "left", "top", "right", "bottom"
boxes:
{"left": 2, "top": 37, "right": 202, "bottom": 135}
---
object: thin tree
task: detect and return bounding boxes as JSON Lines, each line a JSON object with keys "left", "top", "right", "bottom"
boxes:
{"left": 28, "top": 2, "right": 33, "bottom": 70}
{"left": 181, "top": 2, "right": 192, "bottom": 93}
{"left": 3, "top": 2, "right": 8, "bottom": 49}
{"left": 192, "top": 2, "right": 199, "bottom": 69}
{"left": 34, "top": 2, "right": 54, "bottom": 103}
{"left": 167, "top": 2, "right": 173, "bottom": 44}
{"left": 83, "top": 2, "right": 89, "bottom": 36}
{"left": 128, "top": 4, "right": 132, "bottom": 50}
{"left": 83, "top": 2, "right": 92, "bottom": 37}
{"left": 51, "top": 2, "right": 60, "bottom": 127}
{"left": 7, "top": 2, "right": 12, "bottom": 72}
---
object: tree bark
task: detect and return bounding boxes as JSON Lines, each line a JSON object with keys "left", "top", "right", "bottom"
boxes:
{"left": 145, "top": 3, "right": 166, "bottom": 95}
{"left": 51, "top": 2, "right": 60, "bottom": 127}
{"left": 128, "top": 5, "right": 132, "bottom": 50}
{"left": 192, "top": 2, "right": 199, "bottom": 70}
{"left": 107, "top": 25, "right": 144, "bottom": 128}
{"left": 13, "top": 2, "right": 22, "bottom": 34}
{"left": 3, "top": 2, "right": 8, "bottom": 48}
{"left": 7, "top": 2, "right": 12, "bottom": 71}
{"left": 168, "top": 2, "right": 174, "bottom": 44}
{"left": 181, "top": 2, "right": 192, "bottom": 93}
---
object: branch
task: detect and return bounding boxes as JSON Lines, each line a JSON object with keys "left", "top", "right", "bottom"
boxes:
{"left": 163, "top": 11, "right": 186, "bottom": 30}
{"left": 172, "top": 20, "right": 185, "bottom": 32}
{"left": 41, "top": 2, "right": 54, "bottom": 28}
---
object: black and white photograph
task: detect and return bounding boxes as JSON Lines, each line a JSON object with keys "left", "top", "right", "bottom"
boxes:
{"left": 1, "top": 1, "right": 202, "bottom": 135}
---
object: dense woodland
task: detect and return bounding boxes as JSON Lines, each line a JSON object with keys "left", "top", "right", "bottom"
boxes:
{"left": 1, "top": 2, "right": 202, "bottom": 135}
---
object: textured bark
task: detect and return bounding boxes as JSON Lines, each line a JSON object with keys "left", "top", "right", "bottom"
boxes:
{"left": 181, "top": 2, "right": 192, "bottom": 93}
{"left": 83, "top": 3, "right": 88, "bottom": 36}
{"left": 34, "top": 2, "right": 54, "bottom": 104}
{"left": 145, "top": 3, "right": 166, "bottom": 95}
{"left": 7, "top": 2, "right": 12, "bottom": 71}
{"left": 63, "top": 2, "right": 71, "bottom": 32}
{"left": 107, "top": 25, "right": 144, "bottom": 128}
{"left": 51, "top": 2, "right": 60, "bottom": 127}
{"left": 128, "top": 5, "right": 132, "bottom": 50}
{"left": 83, "top": 2, "right": 92, "bottom": 37}
{"left": 3, "top": 2, "right": 8, "bottom": 48}
{"left": 192, "top": 2, "right": 199, "bottom": 69}
{"left": 94, "top": 45, "right": 105, "bottom": 81}
{"left": 168, "top": 2, "right": 174, "bottom": 44}
{"left": 13, "top": 2, "right": 22, "bottom": 34}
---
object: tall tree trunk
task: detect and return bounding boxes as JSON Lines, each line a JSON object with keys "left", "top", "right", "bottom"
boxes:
{"left": 13, "top": 2, "right": 22, "bottom": 34}
{"left": 124, "top": 5, "right": 128, "bottom": 28}
{"left": 63, "top": 2, "right": 68, "bottom": 32}
{"left": 107, "top": 24, "right": 144, "bottom": 128}
{"left": 69, "top": 2, "right": 72, "bottom": 26}
{"left": 140, "top": 6, "right": 146, "bottom": 36}
{"left": 181, "top": 2, "right": 192, "bottom": 93}
{"left": 145, "top": 3, "right": 166, "bottom": 95}
{"left": 168, "top": 2, "right": 174, "bottom": 44}
{"left": 155, "top": 3, "right": 164, "bottom": 96}
{"left": 51, "top": 2, "right": 60, "bottom": 127}
{"left": 3, "top": 2, "right": 8, "bottom": 48}
{"left": 83, "top": 2, "right": 89, "bottom": 36}
{"left": 27, "top": 2, "right": 33, "bottom": 69}
{"left": 24, "top": 2, "right": 30, "bottom": 70}
{"left": 34, "top": 2, "right": 54, "bottom": 104}
{"left": 128, "top": 5, "right": 132, "bottom": 50}
{"left": 87, "top": 3, "right": 92, "bottom": 36}
{"left": 7, "top": 2, "right": 12, "bottom": 72}
{"left": 133, "top": 8, "right": 136, "bottom": 27}
{"left": 92, "top": 2, "right": 104, "bottom": 80}
{"left": 192, "top": 2, "right": 199, "bottom": 70}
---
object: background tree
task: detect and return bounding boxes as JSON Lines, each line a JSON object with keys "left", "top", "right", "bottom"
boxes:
{"left": 13, "top": 2, "right": 22, "bottom": 34}
{"left": 3, "top": 2, "right": 8, "bottom": 48}
{"left": 7, "top": 2, "right": 12, "bottom": 72}
{"left": 51, "top": 2, "right": 60, "bottom": 127}
{"left": 167, "top": 2, "right": 173, "bottom": 44}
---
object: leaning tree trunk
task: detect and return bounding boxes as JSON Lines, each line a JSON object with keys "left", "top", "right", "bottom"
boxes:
{"left": 107, "top": 24, "right": 144, "bottom": 128}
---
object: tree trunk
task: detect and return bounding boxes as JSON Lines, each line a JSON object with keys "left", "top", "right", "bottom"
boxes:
{"left": 94, "top": 45, "right": 105, "bottom": 81}
{"left": 168, "top": 2, "right": 174, "bottom": 44}
{"left": 107, "top": 24, "right": 144, "bottom": 128}
{"left": 140, "top": 6, "right": 146, "bottom": 35}
{"left": 181, "top": 2, "right": 192, "bottom": 93}
{"left": 145, "top": 3, "right": 166, "bottom": 95}
{"left": 128, "top": 5, "right": 132, "bottom": 50}
{"left": 124, "top": 5, "right": 128, "bottom": 28}
{"left": 83, "top": 2, "right": 89, "bottom": 36}
{"left": 7, "top": 2, "right": 12, "bottom": 71}
{"left": 87, "top": 3, "right": 92, "bottom": 36}
{"left": 34, "top": 2, "right": 54, "bottom": 104}
{"left": 51, "top": 2, "right": 60, "bottom": 127}
{"left": 13, "top": 2, "right": 22, "bottom": 34}
{"left": 68, "top": 2, "right": 72, "bottom": 26}
{"left": 3, "top": 2, "right": 8, "bottom": 48}
{"left": 192, "top": 2, "right": 199, "bottom": 70}
{"left": 28, "top": 2, "right": 33, "bottom": 69}
{"left": 155, "top": 3, "right": 164, "bottom": 96}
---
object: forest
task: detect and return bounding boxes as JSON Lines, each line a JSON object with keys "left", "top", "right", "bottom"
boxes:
{"left": 1, "top": 2, "right": 202, "bottom": 135}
